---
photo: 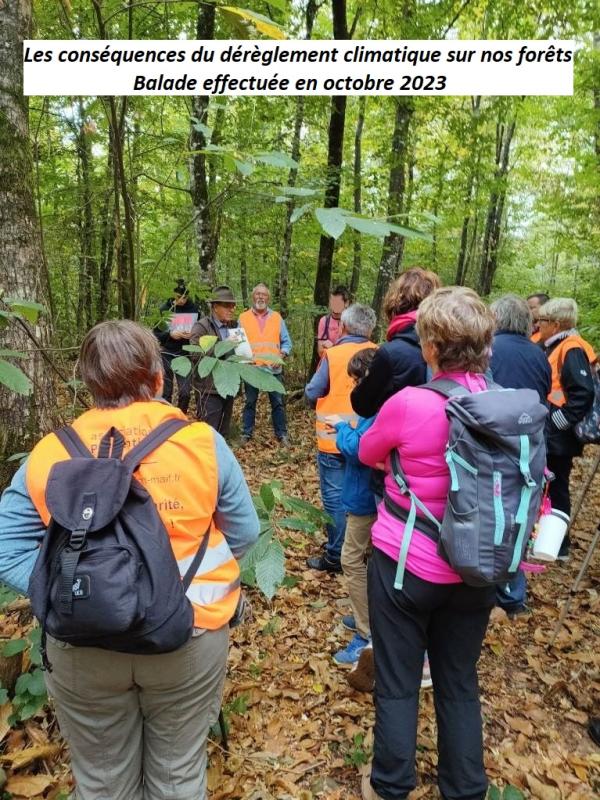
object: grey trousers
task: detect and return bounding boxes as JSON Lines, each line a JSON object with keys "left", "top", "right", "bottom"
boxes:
{"left": 45, "top": 627, "right": 229, "bottom": 800}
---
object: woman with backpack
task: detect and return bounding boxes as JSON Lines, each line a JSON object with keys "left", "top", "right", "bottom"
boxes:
{"left": 537, "top": 297, "right": 596, "bottom": 561}
{"left": 0, "top": 320, "right": 259, "bottom": 800}
{"left": 358, "top": 288, "right": 498, "bottom": 800}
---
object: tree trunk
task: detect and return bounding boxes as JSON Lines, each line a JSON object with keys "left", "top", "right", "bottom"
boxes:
{"left": 309, "top": 0, "right": 348, "bottom": 374}
{"left": 350, "top": 96, "right": 366, "bottom": 299}
{"left": 0, "top": 0, "right": 57, "bottom": 485}
{"left": 190, "top": 2, "right": 218, "bottom": 286}
{"left": 240, "top": 241, "right": 249, "bottom": 308}
{"left": 478, "top": 117, "right": 516, "bottom": 296}
{"left": 76, "top": 99, "right": 97, "bottom": 333}
{"left": 371, "top": 98, "right": 414, "bottom": 320}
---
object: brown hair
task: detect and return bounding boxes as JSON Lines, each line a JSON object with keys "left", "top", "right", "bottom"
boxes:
{"left": 416, "top": 287, "right": 495, "bottom": 373}
{"left": 347, "top": 347, "right": 377, "bottom": 383}
{"left": 382, "top": 268, "right": 441, "bottom": 321}
{"left": 78, "top": 320, "right": 163, "bottom": 408}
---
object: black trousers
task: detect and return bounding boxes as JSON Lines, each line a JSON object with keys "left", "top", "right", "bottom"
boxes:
{"left": 368, "top": 548, "right": 494, "bottom": 800}
{"left": 546, "top": 453, "right": 574, "bottom": 550}
{"left": 196, "top": 392, "right": 234, "bottom": 438}
{"left": 161, "top": 354, "right": 191, "bottom": 413}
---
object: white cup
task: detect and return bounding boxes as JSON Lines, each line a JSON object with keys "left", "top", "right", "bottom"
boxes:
{"left": 532, "top": 509, "right": 570, "bottom": 561}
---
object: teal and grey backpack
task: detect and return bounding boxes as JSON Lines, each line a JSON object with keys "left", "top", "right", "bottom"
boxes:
{"left": 384, "top": 379, "right": 548, "bottom": 588}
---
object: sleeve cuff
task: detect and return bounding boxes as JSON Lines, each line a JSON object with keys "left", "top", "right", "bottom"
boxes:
{"left": 551, "top": 408, "right": 570, "bottom": 430}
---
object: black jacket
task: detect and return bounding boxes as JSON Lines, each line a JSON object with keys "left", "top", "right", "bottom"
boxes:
{"left": 154, "top": 299, "right": 199, "bottom": 355}
{"left": 544, "top": 337, "right": 595, "bottom": 458}
{"left": 350, "top": 323, "right": 427, "bottom": 418}
{"left": 490, "top": 331, "right": 551, "bottom": 404}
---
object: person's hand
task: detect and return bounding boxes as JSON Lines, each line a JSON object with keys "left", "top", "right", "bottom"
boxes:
{"left": 322, "top": 339, "right": 334, "bottom": 349}
{"left": 324, "top": 414, "right": 343, "bottom": 428}
{"left": 280, "top": 350, "right": 288, "bottom": 359}
{"left": 171, "top": 329, "right": 191, "bottom": 340}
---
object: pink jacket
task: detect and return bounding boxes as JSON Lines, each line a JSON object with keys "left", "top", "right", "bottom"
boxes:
{"left": 359, "top": 371, "right": 487, "bottom": 584}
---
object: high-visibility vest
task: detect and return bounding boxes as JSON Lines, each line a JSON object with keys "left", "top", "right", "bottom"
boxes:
{"left": 547, "top": 335, "right": 596, "bottom": 407}
{"left": 530, "top": 330, "right": 542, "bottom": 344}
{"left": 315, "top": 341, "right": 378, "bottom": 454}
{"left": 239, "top": 309, "right": 282, "bottom": 368}
{"left": 26, "top": 401, "right": 240, "bottom": 630}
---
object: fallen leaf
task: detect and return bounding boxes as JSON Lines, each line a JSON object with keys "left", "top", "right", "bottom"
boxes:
{"left": 5, "top": 774, "right": 54, "bottom": 797}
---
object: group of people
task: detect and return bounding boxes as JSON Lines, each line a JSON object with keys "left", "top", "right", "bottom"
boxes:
{"left": 0, "top": 270, "right": 596, "bottom": 800}
{"left": 301, "top": 272, "right": 596, "bottom": 800}
{"left": 154, "top": 279, "right": 292, "bottom": 444}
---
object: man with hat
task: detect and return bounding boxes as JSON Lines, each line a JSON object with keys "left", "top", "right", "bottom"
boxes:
{"left": 154, "top": 279, "right": 199, "bottom": 413}
{"left": 189, "top": 286, "right": 239, "bottom": 437}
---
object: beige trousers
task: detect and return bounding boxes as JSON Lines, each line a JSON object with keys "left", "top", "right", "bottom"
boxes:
{"left": 341, "top": 512, "right": 376, "bottom": 639}
{"left": 45, "top": 627, "right": 229, "bottom": 800}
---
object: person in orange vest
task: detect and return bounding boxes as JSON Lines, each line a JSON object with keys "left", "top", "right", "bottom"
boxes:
{"left": 538, "top": 297, "right": 595, "bottom": 561}
{"left": 0, "top": 320, "right": 259, "bottom": 800}
{"left": 304, "top": 304, "right": 378, "bottom": 573}
{"left": 527, "top": 292, "right": 549, "bottom": 344}
{"left": 238, "top": 283, "right": 292, "bottom": 446}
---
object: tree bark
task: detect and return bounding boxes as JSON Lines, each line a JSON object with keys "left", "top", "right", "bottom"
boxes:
{"left": 371, "top": 97, "right": 414, "bottom": 320}
{"left": 310, "top": 0, "right": 348, "bottom": 374}
{"left": 76, "top": 99, "right": 98, "bottom": 333}
{"left": 0, "top": 0, "right": 57, "bottom": 485}
{"left": 350, "top": 96, "right": 366, "bottom": 299}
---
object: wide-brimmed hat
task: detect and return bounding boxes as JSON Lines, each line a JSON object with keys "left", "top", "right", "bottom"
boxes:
{"left": 208, "top": 285, "right": 237, "bottom": 304}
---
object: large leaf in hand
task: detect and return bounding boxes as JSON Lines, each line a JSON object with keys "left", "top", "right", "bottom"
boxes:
{"left": 197, "top": 356, "right": 218, "bottom": 378}
{"left": 212, "top": 361, "right": 241, "bottom": 398}
{"left": 171, "top": 356, "right": 192, "bottom": 377}
{"left": 238, "top": 364, "right": 286, "bottom": 393}
{"left": 0, "top": 359, "right": 32, "bottom": 395}
{"left": 255, "top": 152, "right": 298, "bottom": 169}
{"left": 220, "top": 7, "right": 286, "bottom": 39}
{"left": 315, "top": 207, "right": 346, "bottom": 240}
{"left": 239, "top": 529, "right": 272, "bottom": 573}
{"left": 255, "top": 539, "right": 285, "bottom": 599}
{"left": 260, "top": 483, "right": 276, "bottom": 512}
{"left": 214, "top": 339, "right": 239, "bottom": 358}
{"left": 5, "top": 298, "right": 45, "bottom": 323}
{"left": 344, "top": 216, "right": 391, "bottom": 238}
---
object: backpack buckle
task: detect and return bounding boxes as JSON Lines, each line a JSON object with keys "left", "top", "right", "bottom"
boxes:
{"left": 69, "top": 529, "right": 87, "bottom": 550}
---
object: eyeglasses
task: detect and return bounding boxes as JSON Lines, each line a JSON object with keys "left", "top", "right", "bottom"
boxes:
{"left": 537, "top": 317, "right": 551, "bottom": 323}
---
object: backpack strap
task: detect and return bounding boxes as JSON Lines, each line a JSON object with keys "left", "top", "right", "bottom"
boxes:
{"left": 122, "top": 418, "right": 190, "bottom": 470}
{"left": 508, "top": 434, "right": 538, "bottom": 573}
{"left": 97, "top": 427, "right": 125, "bottom": 460}
{"left": 54, "top": 426, "right": 93, "bottom": 459}
{"left": 181, "top": 525, "right": 211, "bottom": 591}
{"left": 422, "top": 378, "right": 469, "bottom": 398}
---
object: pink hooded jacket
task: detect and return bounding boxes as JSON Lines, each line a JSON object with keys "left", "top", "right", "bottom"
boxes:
{"left": 359, "top": 371, "right": 487, "bottom": 584}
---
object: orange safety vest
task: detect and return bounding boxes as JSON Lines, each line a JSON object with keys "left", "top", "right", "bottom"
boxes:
{"left": 239, "top": 309, "right": 282, "bottom": 368}
{"left": 26, "top": 401, "right": 240, "bottom": 630}
{"left": 315, "top": 341, "right": 378, "bottom": 454}
{"left": 530, "top": 330, "right": 542, "bottom": 344}
{"left": 547, "top": 335, "right": 596, "bottom": 407}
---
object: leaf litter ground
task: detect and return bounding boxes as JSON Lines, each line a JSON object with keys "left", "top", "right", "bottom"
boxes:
{"left": 0, "top": 403, "right": 598, "bottom": 799}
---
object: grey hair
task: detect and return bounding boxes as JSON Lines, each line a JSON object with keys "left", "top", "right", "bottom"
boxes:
{"left": 252, "top": 283, "right": 270, "bottom": 296}
{"left": 490, "top": 294, "right": 532, "bottom": 337}
{"left": 539, "top": 297, "right": 578, "bottom": 329}
{"left": 340, "top": 303, "right": 377, "bottom": 337}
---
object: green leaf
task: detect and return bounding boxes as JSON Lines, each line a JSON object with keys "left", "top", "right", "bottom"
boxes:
{"left": 280, "top": 186, "right": 318, "bottom": 197}
{"left": 27, "top": 668, "right": 47, "bottom": 697}
{"left": 234, "top": 158, "right": 254, "bottom": 176}
{"left": 487, "top": 787, "right": 501, "bottom": 800}
{"left": 0, "top": 688, "right": 8, "bottom": 704}
{"left": 260, "top": 483, "right": 275, "bottom": 512}
{"left": 255, "top": 151, "right": 298, "bottom": 169}
{"left": 192, "top": 121, "right": 213, "bottom": 139}
{"left": 197, "top": 356, "right": 218, "bottom": 379}
{"left": 212, "top": 360, "right": 241, "bottom": 398}
{"left": 214, "top": 339, "right": 239, "bottom": 358}
{"left": 0, "top": 359, "right": 32, "bottom": 395}
{"left": 171, "top": 356, "right": 192, "bottom": 377}
{"left": 280, "top": 494, "right": 330, "bottom": 524}
{"left": 220, "top": 7, "right": 286, "bottom": 39}
{"left": 239, "top": 529, "right": 272, "bottom": 573}
{"left": 315, "top": 207, "right": 346, "bottom": 240}
{"left": 18, "top": 699, "right": 44, "bottom": 720}
{"left": 291, "top": 203, "right": 313, "bottom": 223}
{"left": 2, "top": 638, "right": 28, "bottom": 657}
{"left": 238, "top": 364, "right": 286, "bottom": 393}
{"left": 281, "top": 575, "right": 301, "bottom": 588}
{"left": 199, "top": 335, "right": 218, "bottom": 351}
{"left": 255, "top": 539, "right": 285, "bottom": 600}
{"left": 259, "top": 0, "right": 288, "bottom": 10}
{"left": 278, "top": 516, "right": 317, "bottom": 534}
{"left": 387, "top": 222, "right": 433, "bottom": 242}
{"left": 15, "top": 672, "right": 32, "bottom": 694}
{"left": 344, "top": 216, "right": 391, "bottom": 238}
{"left": 502, "top": 788, "right": 525, "bottom": 800}
{"left": 182, "top": 344, "right": 205, "bottom": 354}
{"left": 5, "top": 298, "right": 45, "bottom": 323}
{"left": 6, "top": 452, "right": 29, "bottom": 463}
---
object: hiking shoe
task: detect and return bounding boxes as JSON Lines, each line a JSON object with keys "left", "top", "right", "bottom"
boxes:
{"left": 334, "top": 634, "right": 370, "bottom": 665}
{"left": 506, "top": 604, "right": 531, "bottom": 621}
{"left": 348, "top": 643, "right": 374, "bottom": 693}
{"left": 421, "top": 655, "right": 433, "bottom": 690}
{"left": 306, "top": 554, "right": 342, "bottom": 573}
{"left": 278, "top": 435, "right": 291, "bottom": 448}
{"left": 342, "top": 614, "right": 357, "bottom": 631}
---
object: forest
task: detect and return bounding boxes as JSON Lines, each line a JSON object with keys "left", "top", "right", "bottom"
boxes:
{"left": 0, "top": 0, "right": 600, "bottom": 798}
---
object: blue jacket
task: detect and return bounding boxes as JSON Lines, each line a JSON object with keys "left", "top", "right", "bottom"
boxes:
{"left": 490, "top": 331, "right": 551, "bottom": 404}
{"left": 335, "top": 416, "right": 376, "bottom": 516}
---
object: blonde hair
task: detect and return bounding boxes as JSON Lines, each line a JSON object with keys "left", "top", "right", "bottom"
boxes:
{"left": 382, "top": 268, "right": 441, "bottom": 321}
{"left": 79, "top": 320, "right": 162, "bottom": 408}
{"left": 417, "top": 287, "right": 495, "bottom": 373}
{"left": 538, "top": 297, "right": 578, "bottom": 330}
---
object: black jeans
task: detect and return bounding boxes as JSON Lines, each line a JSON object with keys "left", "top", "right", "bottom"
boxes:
{"left": 161, "top": 354, "right": 191, "bottom": 413}
{"left": 547, "top": 453, "right": 573, "bottom": 551}
{"left": 196, "top": 392, "right": 234, "bottom": 438}
{"left": 368, "top": 548, "right": 494, "bottom": 800}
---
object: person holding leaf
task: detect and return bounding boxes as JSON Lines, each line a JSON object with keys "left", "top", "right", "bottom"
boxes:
{"left": 189, "top": 286, "right": 239, "bottom": 437}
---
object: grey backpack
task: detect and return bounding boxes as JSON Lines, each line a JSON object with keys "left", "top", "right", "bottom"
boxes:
{"left": 384, "top": 379, "right": 548, "bottom": 588}
{"left": 28, "top": 419, "right": 210, "bottom": 665}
